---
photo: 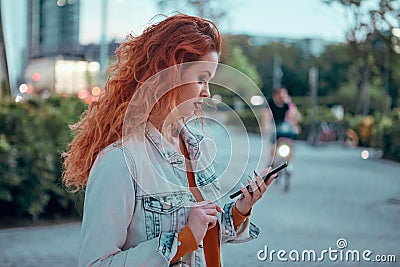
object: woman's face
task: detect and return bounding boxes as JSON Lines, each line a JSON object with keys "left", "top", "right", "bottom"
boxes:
{"left": 176, "top": 51, "right": 219, "bottom": 117}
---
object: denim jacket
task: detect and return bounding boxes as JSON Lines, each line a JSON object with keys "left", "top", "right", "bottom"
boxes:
{"left": 79, "top": 122, "right": 260, "bottom": 267}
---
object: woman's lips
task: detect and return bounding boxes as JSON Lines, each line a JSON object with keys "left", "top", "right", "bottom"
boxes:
{"left": 194, "top": 102, "right": 203, "bottom": 108}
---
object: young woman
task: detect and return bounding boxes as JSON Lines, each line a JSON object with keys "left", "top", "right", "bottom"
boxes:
{"left": 62, "top": 14, "right": 275, "bottom": 267}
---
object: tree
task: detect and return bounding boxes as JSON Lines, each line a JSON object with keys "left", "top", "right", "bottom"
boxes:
{"left": 323, "top": 0, "right": 400, "bottom": 113}
{"left": 221, "top": 37, "right": 261, "bottom": 87}
{"left": 316, "top": 44, "right": 353, "bottom": 97}
{"left": 246, "top": 41, "right": 313, "bottom": 97}
{"left": 156, "top": 0, "right": 228, "bottom": 23}
{"left": 207, "top": 35, "right": 262, "bottom": 109}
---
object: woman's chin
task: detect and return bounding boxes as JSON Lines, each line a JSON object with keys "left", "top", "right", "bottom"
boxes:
{"left": 179, "top": 110, "right": 196, "bottom": 119}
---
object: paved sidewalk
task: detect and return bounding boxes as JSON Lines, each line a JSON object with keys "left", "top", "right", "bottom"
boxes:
{"left": 0, "top": 222, "right": 80, "bottom": 267}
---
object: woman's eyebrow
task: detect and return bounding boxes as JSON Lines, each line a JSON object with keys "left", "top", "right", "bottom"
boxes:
{"left": 200, "top": 70, "right": 212, "bottom": 78}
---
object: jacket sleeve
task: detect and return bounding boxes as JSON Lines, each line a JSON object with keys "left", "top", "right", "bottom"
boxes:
{"left": 79, "top": 146, "right": 179, "bottom": 267}
{"left": 220, "top": 201, "right": 260, "bottom": 244}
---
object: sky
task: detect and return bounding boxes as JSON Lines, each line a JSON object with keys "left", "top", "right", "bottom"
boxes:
{"left": 80, "top": 0, "right": 349, "bottom": 44}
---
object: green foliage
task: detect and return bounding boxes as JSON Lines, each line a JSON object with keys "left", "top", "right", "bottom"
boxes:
{"left": 0, "top": 95, "right": 86, "bottom": 219}
{"left": 222, "top": 46, "right": 261, "bottom": 87}
{"left": 294, "top": 95, "right": 400, "bottom": 161}
{"left": 296, "top": 103, "right": 340, "bottom": 140}
{"left": 247, "top": 41, "right": 312, "bottom": 97}
{"left": 341, "top": 109, "right": 400, "bottom": 161}
{"left": 317, "top": 44, "right": 352, "bottom": 96}
{"left": 381, "top": 108, "right": 400, "bottom": 160}
{"left": 238, "top": 107, "right": 263, "bottom": 133}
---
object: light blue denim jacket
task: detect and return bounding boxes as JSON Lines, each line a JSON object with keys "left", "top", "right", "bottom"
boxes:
{"left": 79, "top": 123, "right": 260, "bottom": 267}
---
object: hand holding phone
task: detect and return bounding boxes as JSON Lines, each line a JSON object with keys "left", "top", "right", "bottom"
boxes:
{"left": 229, "top": 162, "right": 288, "bottom": 199}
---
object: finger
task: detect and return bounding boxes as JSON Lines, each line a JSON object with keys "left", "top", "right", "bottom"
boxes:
{"left": 259, "top": 167, "right": 272, "bottom": 178}
{"left": 266, "top": 173, "right": 278, "bottom": 186}
{"left": 250, "top": 183, "right": 262, "bottom": 200}
{"left": 215, "top": 205, "right": 224, "bottom": 213}
{"left": 256, "top": 175, "right": 267, "bottom": 193}
{"left": 253, "top": 171, "right": 265, "bottom": 194}
{"left": 195, "top": 200, "right": 213, "bottom": 206}
{"left": 199, "top": 212, "right": 214, "bottom": 224}
{"left": 201, "top": 202, "right": 223, "bottom": 213}
{"left": 202, "top": 208, "right": 218, "bottom": 216}
{"left": 247, "top": 179, "right": 258, "bottom": 193}
{"left": 207, "top": 220, "right": 217, "bottom": 230}
{"left": 205, "top": 214, "right": 218, "bottom": 228}
{"left": 194, "top": 201, "right": 215, "bottom": 209}
{"left": 240, "top": 186, "right": 252, "bottom": 200}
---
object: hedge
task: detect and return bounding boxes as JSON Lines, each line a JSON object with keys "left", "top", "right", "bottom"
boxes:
{"left": 0, "top": 96, "right": 86, "bottom": 220}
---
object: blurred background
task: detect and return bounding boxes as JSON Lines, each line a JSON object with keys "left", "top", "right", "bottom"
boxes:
{"left": 0, "top": 0, "right": 399, "bottom": 266}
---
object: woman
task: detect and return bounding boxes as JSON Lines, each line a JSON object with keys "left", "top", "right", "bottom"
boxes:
{"left": 62, "top": 14, "right": 275, "bottom": 267}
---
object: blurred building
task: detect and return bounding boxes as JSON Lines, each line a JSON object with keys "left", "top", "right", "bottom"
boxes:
{"left": 1, "top": 0, "right": 27, "bottom": 97}
{"left": 0, "top": 1, "right": 10, "bottom": 100}
{"left": 27, "top": 0, "right": 81, "bottom": 58}
{"left": 82, "top": 40, "right": 120, "bottom": 62}
{"left": 23, "top": 0, "right": 105, "bottom": 100}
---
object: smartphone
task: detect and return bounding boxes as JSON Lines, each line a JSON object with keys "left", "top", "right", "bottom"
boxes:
{"left": 229, "top": 161, "right": 289, "bottom": 199}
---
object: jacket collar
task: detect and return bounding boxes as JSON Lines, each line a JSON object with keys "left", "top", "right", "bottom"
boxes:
{"left": 144, "top": 121, "right": 203, "bottom": 163}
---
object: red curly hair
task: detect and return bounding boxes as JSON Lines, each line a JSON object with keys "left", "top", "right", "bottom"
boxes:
{"left": 62, "top": 14, "right": 222, "bottom": 191}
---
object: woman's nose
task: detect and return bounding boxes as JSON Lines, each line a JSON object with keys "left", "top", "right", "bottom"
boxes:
{"left": 201, "top": 83, "right": 210, "bottom": 98}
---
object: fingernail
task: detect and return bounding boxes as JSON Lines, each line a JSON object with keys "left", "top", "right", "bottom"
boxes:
{"left": 254, "top": 170, "right": 260, "bottom": 176}
{"left": 240, "top": 182, "right": 245, "bottom": 188}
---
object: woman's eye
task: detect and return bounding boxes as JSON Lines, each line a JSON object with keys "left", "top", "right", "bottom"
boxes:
{"left": 198, "top": 77, "right": 207, "bottom": 84}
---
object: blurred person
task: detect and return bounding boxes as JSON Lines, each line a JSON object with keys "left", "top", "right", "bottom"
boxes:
{"left": 262, "top": 87, "right": 300, "bottom": 166}
{"left": 62, "top": 14, "right": 277, "bottom": 267}
{"left": 266, "top": 87, "right": 298, "bottom": 141}
{"left": 281, "top": 88, "right": 302, "bottom": 135}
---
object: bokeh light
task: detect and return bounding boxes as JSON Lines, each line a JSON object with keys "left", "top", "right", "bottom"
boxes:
{"left": 19, "top": 84, "right": 29, "bottom": 94}
{"left": 361, "top": 150, "right": 369, "bottom": 160}
{"left": 32, "top": 72, "right": 41, "bottom": 82}
{"left": 77, "top": 89, "right": 89, "bottom": 100}
{"left": 91, "top": 86, "right": 101, "bottom": 96}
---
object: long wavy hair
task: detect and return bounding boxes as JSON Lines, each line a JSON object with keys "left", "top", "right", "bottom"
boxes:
{"left": 62, "top": 14, "right": 222, "bottom": 191}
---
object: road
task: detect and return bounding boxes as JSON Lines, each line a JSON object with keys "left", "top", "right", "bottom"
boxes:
{"left": 0, "top": 138, "right": 399, "bottom": 266}
{"left": 222, "top": 141, "right": 400, "bottom": 267}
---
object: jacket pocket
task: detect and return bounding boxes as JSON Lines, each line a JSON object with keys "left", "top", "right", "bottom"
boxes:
{"left": 195, "top": 164, "right": 217, "bottom": 187}
{"left": 143, "top": 192, "right": 188, "bottom": 240}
